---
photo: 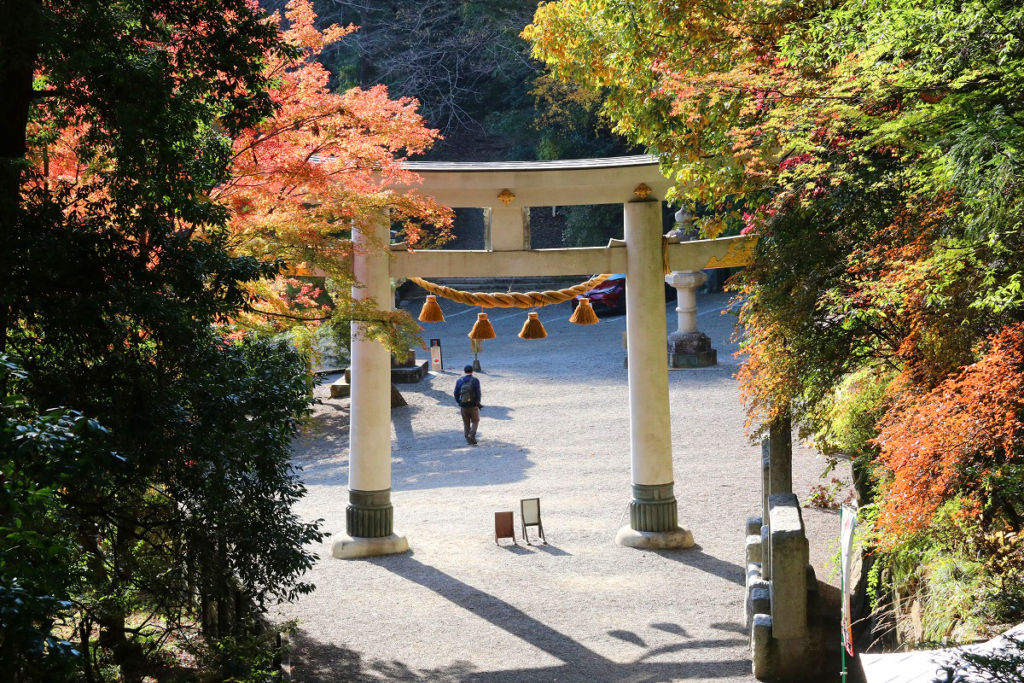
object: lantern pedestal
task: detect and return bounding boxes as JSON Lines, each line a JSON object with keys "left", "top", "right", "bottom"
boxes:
{"left": 668, "top": 331, "right": 717, "bottom": 368}
{"left": 666, "top": 270, "right": 717, "bottom": 368}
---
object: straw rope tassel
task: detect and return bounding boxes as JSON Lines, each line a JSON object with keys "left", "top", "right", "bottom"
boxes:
{"left": 469, "top": 312, "right": 496, "bottom": 340}
{"left": 518, "top": 311, "right": 547, "bottom": 339}
{"left": 569, "top": 297, "right": 599, "bottom": 325}
{"left": 418, "top": 295, "right": 445, "bottom": 322}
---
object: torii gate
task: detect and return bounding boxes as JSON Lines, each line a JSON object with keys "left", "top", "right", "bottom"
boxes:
{"left": 332, "top": 155, "right": 754, "bottom": 559}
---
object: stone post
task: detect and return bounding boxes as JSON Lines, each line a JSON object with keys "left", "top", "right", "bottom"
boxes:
{"left": 760, "top": 439, "right": 772, "bottom": 581}
{"left": 760, "top": 414, "right": 792, "bottom": 580}
{"left": 769, "top": 413, "right": 793, "bottom": 498}
{"left": 484, "top": 205, "right": 530, "bottom": 251}
{"left": 332, "top": 211, "right": 409, "bottom": 559}
{"left": 665, "top": 270, "right": 717, "bottom": 368}
{"left": 615, "top": 196, "right": 694, "bottom": 550}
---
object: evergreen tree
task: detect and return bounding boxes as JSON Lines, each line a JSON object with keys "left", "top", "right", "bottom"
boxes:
{"left": 0, "top": 2, "right": 323, "bottom": 679}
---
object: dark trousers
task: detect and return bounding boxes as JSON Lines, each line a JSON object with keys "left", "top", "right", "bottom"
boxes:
{"left": 461, "top": 406, "right": 479, "bottom": 440}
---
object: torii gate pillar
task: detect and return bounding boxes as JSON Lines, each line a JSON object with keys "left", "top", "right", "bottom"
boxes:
{"left": 332, "top": 211, "right": 409, "bottom": 559}
{"left": 616, "top": 198, "right": 695, "bottom": 549}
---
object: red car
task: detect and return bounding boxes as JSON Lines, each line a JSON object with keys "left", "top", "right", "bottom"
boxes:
{"left": 572, "top": 274, "right": 676, "bottom": 315}
{"left": 576, "top": 274, "right": 627, "bottom": 314}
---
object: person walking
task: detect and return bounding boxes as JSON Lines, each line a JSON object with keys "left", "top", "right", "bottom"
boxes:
{"left": 454, "top": 364, "right": 481, "bottom": 445}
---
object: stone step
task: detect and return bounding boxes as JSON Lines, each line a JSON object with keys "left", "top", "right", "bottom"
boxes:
{"left": 329, "top": 360, "right": 429, "bottom": 399}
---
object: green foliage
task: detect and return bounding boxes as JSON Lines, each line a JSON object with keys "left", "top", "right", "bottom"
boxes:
{"left": 0, "top": 2, "right": 326, "bottom": 680}
{"left": 2, "top": 332, "right": 321, "bottom": 681}
{"left": 811, "top": 367, "right": 892, "bottom": 502}
{"left": 203, "top": 627, "right": 290, "bottom": 683}
{"left": 806, "top": 477, "right": 852, "bottom": 510}
{"left": 865, "top": 500, "right": 1024, "bottom": 646}
{"left": 0, "top": 583, "right": 77, "bottom": 680}
{"left": 0, "top": 356, "right": 111, "bottom": 678}
{"left": 814, "top": 368, "right": 891, "bottom": 464}
{"left": 921, "top": 553, "right": 991, "bottom": 643}
{"left": 561, "top": 204, "right": 622, "bottom": 247}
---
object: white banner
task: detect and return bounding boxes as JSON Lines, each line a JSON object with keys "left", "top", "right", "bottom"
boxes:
{"left": 840, "top": 505, "right": 858, "bottom": 657}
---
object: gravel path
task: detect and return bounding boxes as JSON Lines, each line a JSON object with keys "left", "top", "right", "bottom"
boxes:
{"left": 281, "top": 291, "right": 847, "bottom": 682}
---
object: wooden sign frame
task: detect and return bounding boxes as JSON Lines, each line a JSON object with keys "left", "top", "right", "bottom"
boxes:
{"left": 494, "top": 511, "right": 516, "bottom": 545}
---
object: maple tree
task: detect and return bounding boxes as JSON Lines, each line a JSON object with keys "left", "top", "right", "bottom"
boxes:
{"left": 219, "top": 0, "right": 452, "bottom": 353}
{"left": 527, "top": 0, "right": 1024, "bottom": 637}
{"left": 34, "top": 0, "right": 454, "bottom": 356}
{"left": 875, "top": 323, "right": 1024, "bottom": 543}
{"left": 0, "top": 2, "right": 386, "bottom": 680}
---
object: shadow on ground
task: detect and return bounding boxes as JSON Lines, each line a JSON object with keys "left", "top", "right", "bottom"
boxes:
{"left": 653, "top": 545, "right": 747, "bottom": 587}
{"left": 291, "top": 371, "right": 538, "bottom": 490}
{"left": 288, "top": 555, "right": 751, "bottom": 683}
{"left": 296, "top": 428, "right": 534, "bottom": 490}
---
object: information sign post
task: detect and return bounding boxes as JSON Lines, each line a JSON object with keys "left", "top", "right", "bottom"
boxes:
{"left": 429, "top": 338, "right": 443, "bottom": 372}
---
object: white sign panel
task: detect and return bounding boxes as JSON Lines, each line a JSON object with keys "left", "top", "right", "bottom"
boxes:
{"left": 429, "top": 338, "right": 443, "bottom": 371}
{"left": 840, "top": 505, "right": 858, "bottom": 657}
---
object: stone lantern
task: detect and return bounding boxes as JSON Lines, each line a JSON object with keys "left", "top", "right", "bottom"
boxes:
{"left": 664, "top": 208, "right": 717, "bottom": 368}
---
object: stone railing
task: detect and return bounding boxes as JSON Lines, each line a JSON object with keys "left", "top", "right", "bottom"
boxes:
{"left": 744, "top": 436, "right": 823, "bottom": 679}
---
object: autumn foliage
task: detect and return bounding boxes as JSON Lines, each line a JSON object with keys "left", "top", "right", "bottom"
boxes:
{"left": 226, "top": 1, "right": 455, "bottom": 349}
{"left": 875, "top": 324, "right": 1024, "bottom": 544}
{"left": 218, "top": 1, "right": 451, "bottom": 341}
{"left": 31, "top": 0, "right": 453, "bottom": 350}
{"left": 527, "top": 0, "right": 1024, "bottom": 636}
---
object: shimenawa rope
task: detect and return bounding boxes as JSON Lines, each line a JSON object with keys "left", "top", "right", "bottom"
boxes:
{"left": 408, "top": 273, "right": 614, "bottom": 309}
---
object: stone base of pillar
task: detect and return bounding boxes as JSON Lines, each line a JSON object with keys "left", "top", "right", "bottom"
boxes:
{"left": 669, "top": 350, "right": 717, "bottom": 368}
{"left": 616, "top": 525, "right": 694, "bottom": 549}
{"left": 667, "top": 331, "right": 717, "bottom": 368}
{"left": 628, "top": 482, "right": 680, "bottom": 531}
{"left": 331, "top": 532, "right": 409, "bottom": 559}
{"left": 333, "top": 488, "right": 409, "bottom": 559}
{"left": 346, "top": 488, "right": 394, "bottom": 537}
{"left": 621, "top": 483, "right": 695, "bottom": 548}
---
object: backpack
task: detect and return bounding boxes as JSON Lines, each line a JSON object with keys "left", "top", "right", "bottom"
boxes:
{"left": 459, "top": 377, "right": 476, "bottom": 406}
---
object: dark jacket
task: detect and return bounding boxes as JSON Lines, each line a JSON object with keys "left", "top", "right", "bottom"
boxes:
{"left": 454, "top": 375, "right": 481, "bottom": 408}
